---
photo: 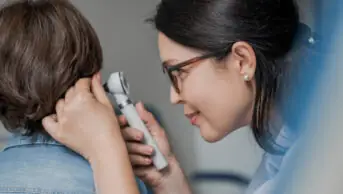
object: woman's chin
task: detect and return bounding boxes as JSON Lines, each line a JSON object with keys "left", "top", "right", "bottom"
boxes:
{"left": 199, "top": 123, "right": 237, "bottom": 143}
{"left": 199, "top": 125, "right": 226, "bottom": 143}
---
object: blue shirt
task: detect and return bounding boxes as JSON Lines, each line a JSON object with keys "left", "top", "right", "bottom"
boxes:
{"left": 245, "top": 125, "right": 297, "bottom": 194}
{"left": 0, "top": 132, "right": 149, "bottom": 194}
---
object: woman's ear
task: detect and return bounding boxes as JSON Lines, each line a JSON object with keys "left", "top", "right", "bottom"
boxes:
{"left": 229, "top": 41, "right": 257, "bottom": 81}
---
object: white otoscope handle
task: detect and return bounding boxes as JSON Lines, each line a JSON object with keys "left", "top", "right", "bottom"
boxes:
{"left": 121, "top": 104, "right": 168, "bottom": 170}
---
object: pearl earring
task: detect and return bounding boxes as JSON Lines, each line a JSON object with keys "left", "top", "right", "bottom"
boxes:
{"left": 243, "top": 74, "right": 250, "bottom": 81}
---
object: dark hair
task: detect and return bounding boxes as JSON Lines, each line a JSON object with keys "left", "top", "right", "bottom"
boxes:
{"left": 150, "top": 0, "right": 313, "bottom": 152}
{"left": 0, "top": 0, "right": 102, "bottom": 135}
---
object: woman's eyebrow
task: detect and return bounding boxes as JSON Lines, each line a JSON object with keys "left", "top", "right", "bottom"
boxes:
{"left": 162, "top": 59, "right": 179, "bottom": 66}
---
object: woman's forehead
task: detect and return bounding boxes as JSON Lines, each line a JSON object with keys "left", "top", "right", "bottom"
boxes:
{"left": 158, "top": 33, "right": 202, "bottom": 65}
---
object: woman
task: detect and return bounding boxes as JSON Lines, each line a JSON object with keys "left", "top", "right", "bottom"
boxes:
{"left": 42, "top": 0, "right": 316, "bottom": 193}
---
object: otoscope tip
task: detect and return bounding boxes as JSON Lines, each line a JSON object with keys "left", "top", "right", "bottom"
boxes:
{"left": 103, "top": 83, "right": 109, "bottom": 93}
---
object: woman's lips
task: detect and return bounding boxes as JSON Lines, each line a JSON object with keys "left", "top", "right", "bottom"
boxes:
{"left": 190, "top": 115, "right": 198, "bottom": 125}
{"left": 185, "top": 111, "right": 200, "bottom": 126}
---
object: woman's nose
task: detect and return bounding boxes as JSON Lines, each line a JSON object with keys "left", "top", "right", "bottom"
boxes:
{"left": 170, "top": 86, "right": 182, "bottom": 104}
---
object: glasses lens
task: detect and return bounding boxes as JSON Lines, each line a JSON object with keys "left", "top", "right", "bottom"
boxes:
{"left": 162, "top": 65, "right": 180, "bottom": 93}
{"left": 168, "top": 72, "right": 180, "bottom": 93}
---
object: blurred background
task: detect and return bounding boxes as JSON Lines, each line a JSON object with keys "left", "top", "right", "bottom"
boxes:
{"left": 0, "top": 0, "right": 326, "bottom": 193}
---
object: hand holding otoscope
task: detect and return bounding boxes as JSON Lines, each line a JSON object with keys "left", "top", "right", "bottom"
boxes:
{"left": 103, "top": 72, "right": 168, "bottom": 170}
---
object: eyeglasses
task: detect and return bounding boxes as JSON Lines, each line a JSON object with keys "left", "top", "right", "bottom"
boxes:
{"left": 162, "top": 51, "right": 227, "bottom": 93}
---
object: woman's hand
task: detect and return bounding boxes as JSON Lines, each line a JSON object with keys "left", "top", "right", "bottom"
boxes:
{"left": 120, "top": 103, "right": 193, "bottom": 194}
{"left": 119, "top": 102, "right": 173, "bottom": 185}
{"left": 42, "top": 74, "right": 139, "bottom": 194}
{"left": 42, "top": 74, "right": 122, "bottom": 162}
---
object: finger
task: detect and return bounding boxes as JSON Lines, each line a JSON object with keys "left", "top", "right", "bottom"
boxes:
{"left": 91, "top": 73, "right": 112, "bottom": 108}
{"left": 136, "top": 102, "right": 162, "bottom": 135}
{"left": 42, "top": 115, "right": 59, "bottom": 139}
{"left": 133, "top": 167, "right": 149, "bottom": 177}
{"left": 122, "top": 127, "right": 144, "bottom": 141}
{"left": 133, "top": 166, "right": 158, "bottom": 182}
{"left": 118, "top": 115, "right": 128, "bottom": 127}
{"left": 64, "top": 86, "right": 75, "bottom": 103}
{"left": 75, "top": 78, "right": 92, "bottom": 92}
{"left": 127, "top": 142, "right": 154, "bottom": 156}
{"left": 55, "top": 99, "right": 65, "bottom": 118}
{"left": 135, "top": 102, "right": 158, "bottom": 126}
{"left": 129, "top": 155, "right": 152, "bottom": 166}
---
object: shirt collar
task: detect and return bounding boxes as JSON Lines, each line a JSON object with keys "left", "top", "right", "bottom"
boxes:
{"left": 3, "top": 130, "right": 62, "bottom": 151}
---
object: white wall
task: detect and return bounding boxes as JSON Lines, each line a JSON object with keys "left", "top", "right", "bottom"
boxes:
{"left": 0, "top": 122, "right": 9, "bottom": 148}
{"left": 298, "top": 0, "right": 315, "bottom": 28}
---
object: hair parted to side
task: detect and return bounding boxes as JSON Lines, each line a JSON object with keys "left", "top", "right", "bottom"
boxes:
{"left": 149, "top": 0, "right": 316, "bottom": 153}
{"left": 0, "top": 0, "right": 103, "bottom": 135}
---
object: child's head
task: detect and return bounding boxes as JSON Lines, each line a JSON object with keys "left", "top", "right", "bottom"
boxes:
{"left": 0, "top": 0, "right": 103, "bottom": 134}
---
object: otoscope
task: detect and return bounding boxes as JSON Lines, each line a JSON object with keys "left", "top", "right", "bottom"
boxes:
{"left": 103, "top": 72, "right": 168, "bottom": 170}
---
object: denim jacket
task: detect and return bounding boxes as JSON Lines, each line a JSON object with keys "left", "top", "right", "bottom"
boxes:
{"left": 0, "top": 132, "right": 148, "bottom": 194}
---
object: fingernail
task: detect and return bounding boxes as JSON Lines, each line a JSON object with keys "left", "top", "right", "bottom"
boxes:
{"left": 145, "top": 158, "right": 151, "bottom": 164}
{"left": 136, "top": 134, "right": 143, "bottom": 141}
{"left": 145, "top": 147, "right": 153, "bottom": 154}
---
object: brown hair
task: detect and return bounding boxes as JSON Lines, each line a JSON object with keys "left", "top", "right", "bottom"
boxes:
{"left": 0, "top": 0, "right": 103, "bottom": 134}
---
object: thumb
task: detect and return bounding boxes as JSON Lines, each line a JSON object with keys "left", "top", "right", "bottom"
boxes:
{"left": 91, "top": 73, "right": 112, "bottom": 108}
{"left": 136, "top": 102, "right": 159, "bottom": 129}
{"left": 42, "top": 115, "right": 60, "bottom": 139}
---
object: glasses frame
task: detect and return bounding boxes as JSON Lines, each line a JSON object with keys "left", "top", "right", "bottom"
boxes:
{"left": 162, "top": 50, "right": 227, "bottom": 93}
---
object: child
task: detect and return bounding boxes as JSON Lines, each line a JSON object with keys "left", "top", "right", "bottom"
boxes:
{"left": 0, "top": 0, "right": 147, "bottom": 193}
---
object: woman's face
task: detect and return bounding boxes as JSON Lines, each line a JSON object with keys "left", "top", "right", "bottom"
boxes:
{"left": 158, "top": 33, "right": 256, "bottom": 142}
